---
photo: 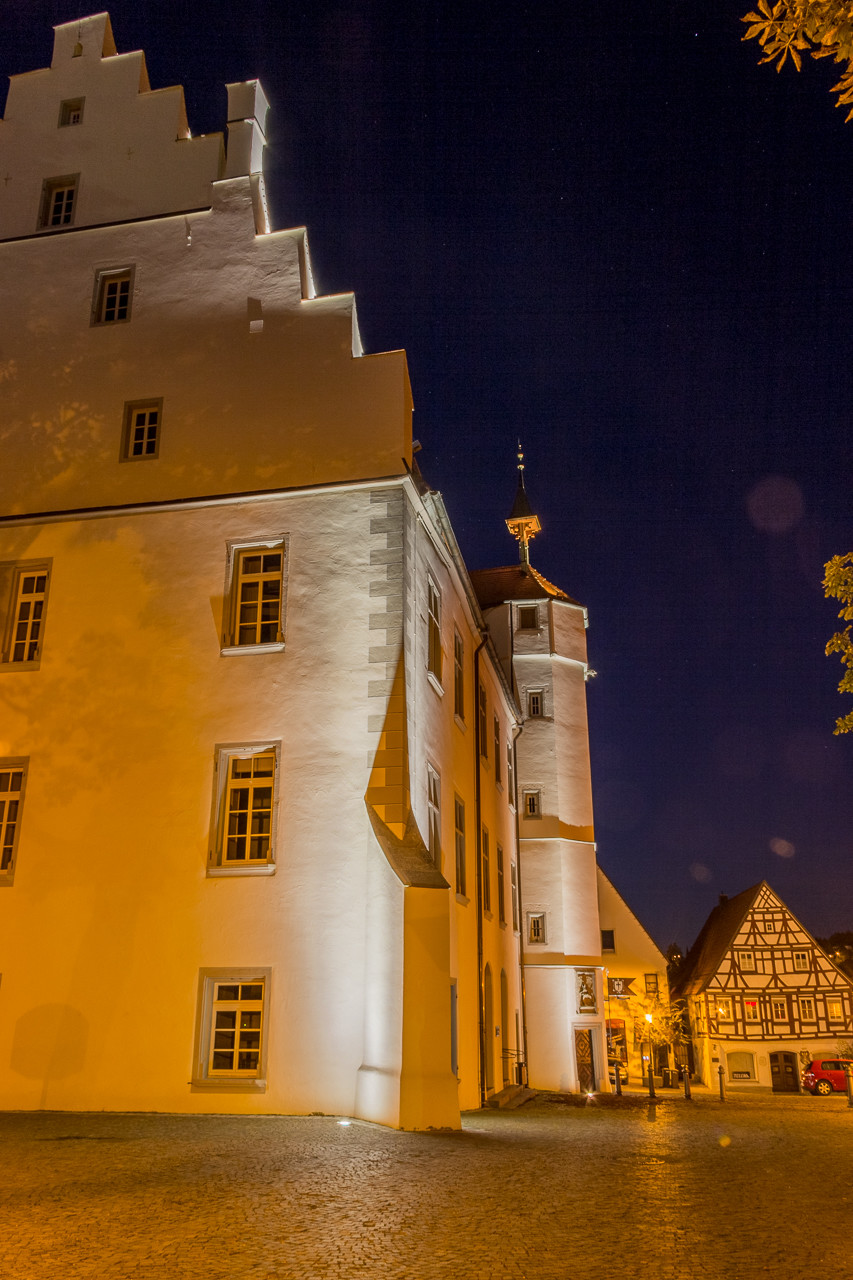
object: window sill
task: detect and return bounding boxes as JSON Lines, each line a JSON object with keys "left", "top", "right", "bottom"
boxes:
{"left": 190, "top": 1077, "right": 267, "bottom": 1093}
{"left": 426, "top": 671, "right": 444, "bottom": 697}
{"left": 220, "top": 642, "right": 286, "bottom": 656}
{"left": 208, "top": 864, "right": 276, "bottom": 877}
{"left": 454, "top": 714, "right": 466, "bottom": 732}
{"left": 0, "top": 660, "right": 41, "bottom": 673}
{"left": 455, "top": 892, "right": 469, "bottom": 906}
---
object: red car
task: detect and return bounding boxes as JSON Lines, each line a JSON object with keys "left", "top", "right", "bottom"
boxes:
{"left": 802, "top": 1058, "right": 853, "bottom": 1095}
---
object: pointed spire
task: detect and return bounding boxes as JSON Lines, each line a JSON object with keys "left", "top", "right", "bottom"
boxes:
{"left": 505, "top": 441, "right": 541, "bottom": 565}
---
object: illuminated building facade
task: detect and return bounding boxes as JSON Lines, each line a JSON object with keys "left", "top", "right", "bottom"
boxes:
{"left": 0, "top": 13, "right": 661, "bottom": 1122}
{"left": 676, "top": 882, "right": 853, "bottom": 1090}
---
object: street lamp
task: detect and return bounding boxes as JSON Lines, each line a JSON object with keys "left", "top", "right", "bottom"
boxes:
{"left": 645, "top": 1013, "right": 656, "bottom": 1099}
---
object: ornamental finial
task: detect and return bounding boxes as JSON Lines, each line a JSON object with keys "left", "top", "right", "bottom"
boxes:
{"left": 505, "top": 441, "right": 541, "bottom": 565}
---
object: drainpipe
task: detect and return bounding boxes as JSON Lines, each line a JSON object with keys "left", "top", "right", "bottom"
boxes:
{"left": 510, "top": 720, "right": 530, "bottom": 1087}
{"left": 473, "top": 633, "right": 488, "bottom": 1107}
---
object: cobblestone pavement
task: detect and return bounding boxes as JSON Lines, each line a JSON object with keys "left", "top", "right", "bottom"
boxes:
{"left": 1, "top": 1090, "right": 852, "bottom": 1280}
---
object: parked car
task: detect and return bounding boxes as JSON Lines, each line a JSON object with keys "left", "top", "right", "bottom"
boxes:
{"left": 801, "top": 1058, "right": 853, "bottom": 1095}
{"left": 608, "top": 1059, "right": 629, "bottom": 1086}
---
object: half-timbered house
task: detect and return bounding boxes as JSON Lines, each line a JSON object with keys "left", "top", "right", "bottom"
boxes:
{"left": 675, "top": 881, "right": 853, "bottom": 1091}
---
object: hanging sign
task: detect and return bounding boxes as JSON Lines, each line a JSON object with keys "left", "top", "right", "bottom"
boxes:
{"left": 608, "top": 977, "right": 635, "bottom": 998}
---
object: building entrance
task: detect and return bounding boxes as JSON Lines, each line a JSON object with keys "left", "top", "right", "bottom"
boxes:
{"left": 770, "top": 1051, "right": 799, "bottom": 1092}
{"left": 574, "top": 1028, "right": 595, "bottom": 1092}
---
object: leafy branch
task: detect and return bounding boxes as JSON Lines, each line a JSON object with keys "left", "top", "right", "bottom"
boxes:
{"left": 742, "top": 1, "right": 853, "bottom": 119}
{"left": 823, "top": 553, "right": 853, "bottom": 732}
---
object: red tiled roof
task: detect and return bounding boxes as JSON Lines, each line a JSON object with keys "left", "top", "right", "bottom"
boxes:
{"left": 469, "top": 563, "right": 579, "bottom": 609}
{"left": 674, "top": 882, "right": 764, "bottom": 997}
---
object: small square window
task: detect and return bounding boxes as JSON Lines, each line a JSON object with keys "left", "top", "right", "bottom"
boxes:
{"left": 771, "top": 998, "right": 787, "bottom": 1021}
{"left": 209, "top": 744, "right": 280, "bottom": 873}
{"left": 644, "top": 973, "right": 659, "bottom": 996}
{"left": 0, "top": 759, "right": 27, "bottom": 884}
{"left": 793, "top": 951, "right": 809, "bottom": 971}
{"left": 601, "top": 929, "right": 615, "bottom": 953}
{"left": 527, "top": 912, "right": 546, "bottom": 945}
{"left": 222, "top": 541, "right": 287, "bottom": 652}
{"left": 827, "top": 996, "right": 843, "bottom": 1020}
{"left": 39, "top": 175, "right": 78, "bottom": 228}
{"left": 799, "top": 996, "right": 815, "bottom": 1021}
{"left": 58, "top": 98, "right": 85, "bottom": 127}
{"left": 744, "top": 998, "right": 760, "bottom": 1022}
{"left": 194, "top": 968, "right": 270, "bottom": 1088}
{"left": 94, "top": 268, "right": 134, "bottom": 325}
{"left": 122, "top": 399, "right": 161, "bottom": 460}
{"left": 518, "top": 605, "right": 538, "bottom": 630}
{"left": 715, "top": 997, "right": 733, "bottom": 1021}
{"left": 738, "top": 950, "right": 755, "bottom": 972}
{"left": 528, "top": 691, "right": 543, "bottom": 718}
{"left": 1, "top": 563, "right": 51, "bottom": 667}
{"left": 523, "top": 790, "right": 540, "bottom": 818}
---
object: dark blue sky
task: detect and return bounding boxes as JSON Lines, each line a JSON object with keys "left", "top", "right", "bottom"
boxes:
{"left": 5, "top": 1, "right": 853, "bottom": 949}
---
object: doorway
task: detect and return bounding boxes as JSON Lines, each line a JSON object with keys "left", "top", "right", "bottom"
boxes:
{"left": 574, "top": 1027, "right": 595, "bottom": 1092}
{"left": 770, "top": 1050, "right": 800, "bottom": 1092}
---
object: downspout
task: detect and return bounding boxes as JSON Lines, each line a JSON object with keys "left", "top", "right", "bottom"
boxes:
{"left": 510, "top": 720, "right": 530, "bottom": 1087}
{"left": 473, "top": 631, "right": 487, "bottom": 1108}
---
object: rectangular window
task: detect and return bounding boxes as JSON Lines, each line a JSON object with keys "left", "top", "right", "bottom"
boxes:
{"left": 481, "top": 827, "right": 491, "bottom": 913}
{"left": 827, "top": 996, "right": 843, "bottom": 1020}
{"left": 793, "top": 951, "right": 809, "bottom": 971}
{"left": 58, "top": 98, "right": 84, "bottom": 126}
{"left": 194, "top": 968, "right": 270, "bottom": 1087}
{"left": 0, "top": 760, "right": 26, "bottom": 882}
{"left": 506, "top": 743, "right": 515, "bottom": 803}
{"left": 518, "top": 605, "right": 538, "bottom": 630}
{"left": 427, "top": 579, "right": 442, "bottom": 681}
{"left": 527, "top": 912, "right": 546, "bottom": 945}
{"left": 523, "top": 790, "right": 540, "bottom": 818}
{"left": 3, "top": 566, "right": 50, "bottom": 666}
{"left": 224, "top": 543, "right": 286, "bottom": 651}
{"left": 122, "top": 399, "right": 161, "bottom": 460}
{"left": 601, "top": 929, "right": 615, "bottom": 953}
{"left": 510, "top": 861, "right": 519, "bottom": 931}
{"left": 528, "top": 691, "right": 543, "bottom": 718}
{"left": 478, "top": 685, "right": 488, "bottom": 757}
{"left": 715, "top": 997, "right": 733, "bottom": 1021}
{"left": 799, "top": 996, "right": 815, "bottom": 1021}
{"left": 738, "top": 950, "right": 755, "bottom": 972}
{"left": 453, "top": 631, "right": 464, "bottom": 718}
{"left": 427, "top": 766, "right": 441, "bottom": 866}
{"left": 39, "top": 175, "right": 78, "bottom": 228}
{"left": 644, "top": 973, "right": 659, "bottom": 996}
{"left": 94, "top": 268, "right": 133, "bottom": 325}
{"left": 497, "top": 844, "right": 505, "bottom": 923}
{"left": 771, "top": 998, "right": 788, "bottom": 1021}
{"left": 493, "top": 717, "right": 501, "bottom": 784}
{"left": 744, "top": 998, "right": 760, "bottom": 1022}
{"left": 454, "top": 796, "right": 466, "bottom": 896}
{"left": 210, "top": 745, "right": 279, "bottom": 872}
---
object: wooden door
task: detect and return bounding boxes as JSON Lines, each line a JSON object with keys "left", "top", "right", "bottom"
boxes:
{"left": 574, "top": 1028, "right": 595, "bottom": 1092}
{"left": 770, "top": 1051, "right": 799, "bottom": 1092}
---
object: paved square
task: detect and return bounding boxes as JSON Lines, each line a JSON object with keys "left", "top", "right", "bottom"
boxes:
{"left": 1, "top": 1092, "right": 851, "bottom": 1279}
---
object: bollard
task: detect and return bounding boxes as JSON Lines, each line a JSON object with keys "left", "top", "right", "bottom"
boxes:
{"left": 718, "top": 1064, "right": 726, "bottom": 1101}
{"left": 614, "top": 1064, "right": 622, "bottom": 1097}
{"left": 683, "top": 1070, "right": 692, "bottom": 1101}
{"left": 648, "top": 1059, "right": 657, "bottom": 1100}
{"left": 846, "top": 1064, "right": 853, "bottom": 1109}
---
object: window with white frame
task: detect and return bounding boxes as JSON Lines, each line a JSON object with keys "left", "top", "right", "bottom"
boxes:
{"left": 527, "top": 690, "right": 543, "bottom": 718}
{"left": 506, "top": 742, "right": 515, "bottom": 802}
{"left": 715, "top": 997, "right": 733, "bottom": 1021}
{"left": 427, "top": 766, "right": 441, "bottom": 865}
{"left": 738, "top": 950, "right": 755, "bottom": 972}
{"left": 497, "top": 844, "right": 505, "bottom": 924}
{"left": 523, "top": 789, "right": 541, "bottom": 818}
{"left": 0, "top": 760, "right": 26, "bottom": 882}
{"left": 194, "top": 969, "right": 270, "bottom": 1087}
{"left": 122, "top": 400, "right": 161, "bottom": 460}
{"left": 210, "top": 745, "right": 279, "bottom": 871}
{"left": 527, "top": 912, "right": 546, "bottom": 945}
{"left": 454, "top": 795, "right": 466, "bottom": 896}
{"left": 481, "top": 827, "right": 491, "bottom": 913}
{"left": 645, "top": 973, "right": 659, "bottom": 996}
{"left": 478, "top": 685, "right": 488, "bottom": 757}
{"left": 493, "top": 717, "right": 501, "bottom": 784}
{"left": 793, "top": 951, "right": 810, "bottom": 971}
{"left": 510, "top": 861, "right": 519, "bottom": 931}
{"left": 827, "top": 996, "right": 843, "bottom": 1020}
{"left": 799, "top": 996, "right": 815, "bottom": 1021}
{"left": 743, "top": 998, "right": 760, "bottom": 1022}
{"left": 771, "top": 997, "right": 788, "bottom": 1021}
{"left": 427, "top": 579, "right": 442, "bottom": 681}
{"left": 453, "top": 631, "right": 464, "bottom": 718}
{"left": 39, "top": 175, "right": 78, "bottom": 228}
{"left": 2, "top": 564, "right": 51, "bottom": 666}
{"left": 93, "top": 268, "right": 133, "bottom": 325}
{"left": 223, "top": 542, "right": 286, "bottom": 651}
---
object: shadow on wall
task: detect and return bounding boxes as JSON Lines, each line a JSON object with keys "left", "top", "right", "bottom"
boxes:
{"left": 10, "top": 1003, "right": 89, "bottom": 1106}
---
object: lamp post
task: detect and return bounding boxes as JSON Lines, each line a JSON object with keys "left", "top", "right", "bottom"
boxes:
{"left": 645, "top": 1013, "right": 656, "bottom": 1099}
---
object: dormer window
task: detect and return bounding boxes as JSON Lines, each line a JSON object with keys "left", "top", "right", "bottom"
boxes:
{"left": 59, "top": 98, "right": 85, "bottom": 127}
{"left": 39, "top": 175, "right": 78, "bottom": 229}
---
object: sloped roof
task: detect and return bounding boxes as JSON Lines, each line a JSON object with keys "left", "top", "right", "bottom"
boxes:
{"left": 674, "top": 882, "right": 764, "bottom": 997}
{"left": 470, "top": 562, "right": 580, "bottom": 609}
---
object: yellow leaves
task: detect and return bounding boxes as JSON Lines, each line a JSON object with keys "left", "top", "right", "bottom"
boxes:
{"left": 742, "top": 2, "right": 853, "bottom": 117}
{"left": 824, "top": 553, "right": 853, "bottom": 730}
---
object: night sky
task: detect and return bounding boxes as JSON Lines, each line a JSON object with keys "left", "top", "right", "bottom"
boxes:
{"left": 5, "top": 1, "right": 853, "bottom": 951}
